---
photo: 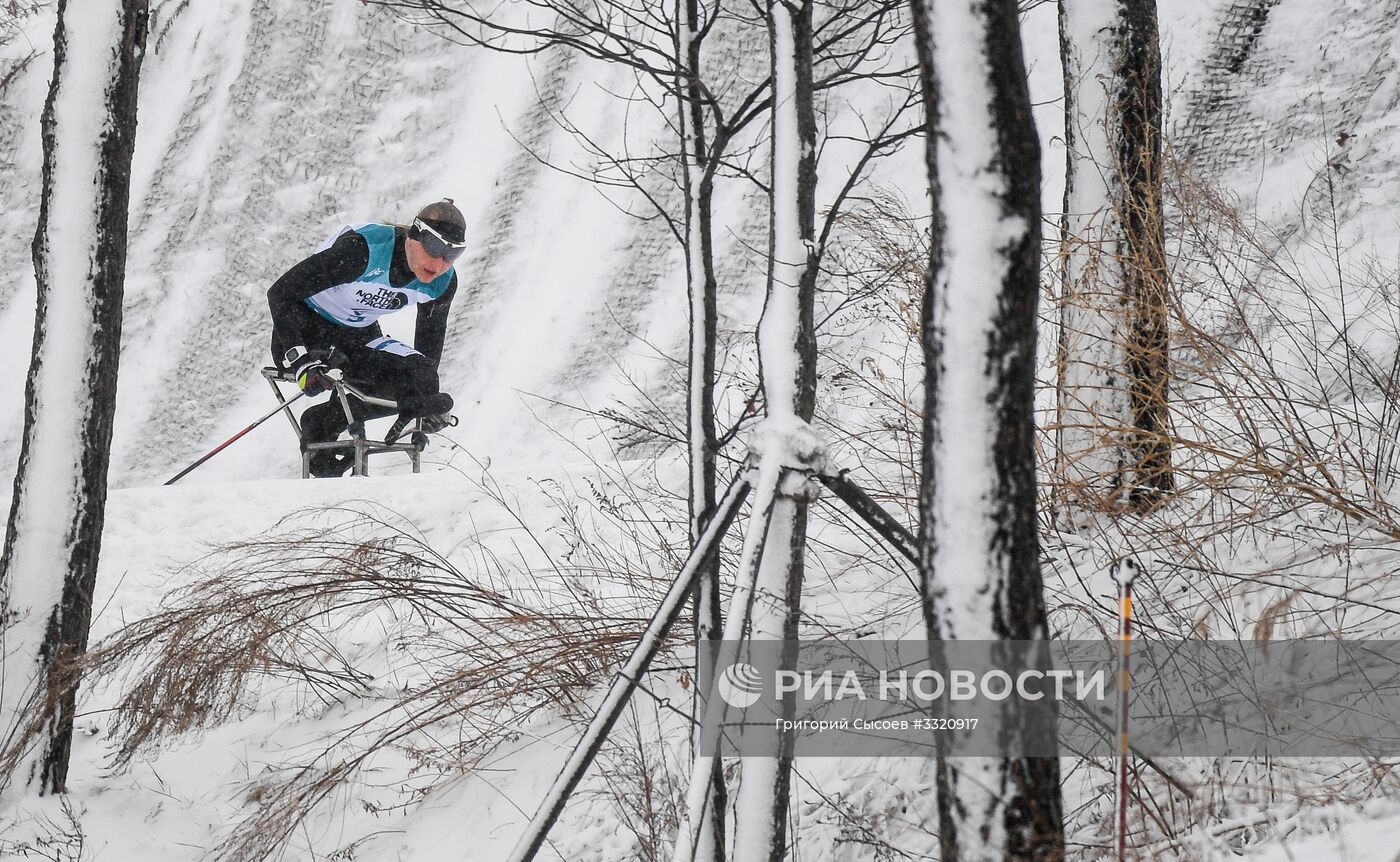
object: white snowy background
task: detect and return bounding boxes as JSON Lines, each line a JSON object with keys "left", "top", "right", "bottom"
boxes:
{"left": 4, "top": 0, "right": 1400, "bottom": 858}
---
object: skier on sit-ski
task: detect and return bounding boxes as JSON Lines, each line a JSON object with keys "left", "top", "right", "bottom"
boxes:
{"left": 268, "top": 199, "right": 465, "bottom": 478}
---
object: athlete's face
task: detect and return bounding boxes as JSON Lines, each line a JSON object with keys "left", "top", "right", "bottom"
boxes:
{"left": 406, "top": 237, "right": 454, "bottom": 282}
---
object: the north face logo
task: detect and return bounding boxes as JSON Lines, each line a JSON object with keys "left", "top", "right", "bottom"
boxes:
{"left": 355, "top": 288, "right": 409, "bottom": 310}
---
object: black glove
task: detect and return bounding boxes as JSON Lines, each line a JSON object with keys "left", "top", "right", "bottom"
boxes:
{"left": 298, "top": 363, "right": 333, "bottom": 396}
{"left": 420, "top": 413, "right": 454, "bottom": 434}
{"left": 386, "top": 412, "right": 453, "bottom": 445}
{"left": 286, "top": 346, "right": 333, "bottom": 396}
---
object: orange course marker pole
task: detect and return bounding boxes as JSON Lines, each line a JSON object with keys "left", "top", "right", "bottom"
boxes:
{"left": 1114, "top": 558, "right": 1140, "bottom": 862}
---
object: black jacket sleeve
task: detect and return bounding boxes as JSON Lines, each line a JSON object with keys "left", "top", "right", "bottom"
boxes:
{"left": 414, "top": 271, "right": 457, "bottom": 369}
{"left": 267, "top": 231, "right": 369, "bottom": 362}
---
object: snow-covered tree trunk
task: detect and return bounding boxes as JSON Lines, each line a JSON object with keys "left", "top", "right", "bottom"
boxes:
{"left": 677, "top": 0, "right": 726, "bottom": 857}
{"left": 0, "top": 0, "right": 148, "bottom": 797}
{"left": 728, "top": 3, "right": 818, "bottom": 862}
{"left": 911, "top": 0, "right": 1065, "bottom": 859}
{"left": 1056, "top": 0, "right": 1171, "bottom": 517}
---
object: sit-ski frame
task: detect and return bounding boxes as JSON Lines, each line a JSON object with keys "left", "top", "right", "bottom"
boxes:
{"left": 261, "top": 366, "right": 426, "bottom": 478}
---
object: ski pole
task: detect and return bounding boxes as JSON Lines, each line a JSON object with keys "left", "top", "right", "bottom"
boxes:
{"left": 1112, "top": 558, "right": 1140, "bottom": 862}
{"left": 164, "top": 390, "right": 308, "bottom": 485}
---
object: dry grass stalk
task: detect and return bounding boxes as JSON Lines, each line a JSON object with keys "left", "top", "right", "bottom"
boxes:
{"left": 60, "top": 497, "right": 686, "bottom": 862}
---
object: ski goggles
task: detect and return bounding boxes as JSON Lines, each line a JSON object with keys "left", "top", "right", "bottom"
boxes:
{"left": 410, "top": 218, "right": 468, "bottom": 262}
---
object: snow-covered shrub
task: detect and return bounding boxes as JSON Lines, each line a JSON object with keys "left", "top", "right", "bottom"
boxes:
{"left": 77, "top": 485, "right": 694, "bottom": 862}
{"left": 0, "top": 2, "right": 45, "bottom": 95}
{"left": 1042, "top": 151, "right": 1400, "bottom": 857}
{"left": 793, "top": 166, "right": 1400, "bottom": 857}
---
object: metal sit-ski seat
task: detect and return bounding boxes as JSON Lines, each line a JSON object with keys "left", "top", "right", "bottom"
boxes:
{"left": 262, "top": 367, "right": 426, "bottom": 478}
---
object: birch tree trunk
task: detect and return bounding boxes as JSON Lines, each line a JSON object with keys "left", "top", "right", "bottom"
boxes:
{"left": 729, "top": 2, "right": 818, "bottom": 861}
{"left": 1056, "top": 0, "right": 1171, "bottom": 518}
{"left": 911, "top": 0, "right": 1066, "bottom": 859}
{"left": 0, "top": 0, "right": 148, "bottom": 797}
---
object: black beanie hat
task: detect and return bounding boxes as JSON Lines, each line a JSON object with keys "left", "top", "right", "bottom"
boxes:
{"left": 416, "top": 198, "right": 466, "bottom": 244}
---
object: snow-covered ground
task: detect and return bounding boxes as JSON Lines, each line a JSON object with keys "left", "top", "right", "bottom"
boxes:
{"left": 6, "top": 0, "right": 1400, "bottom": 858}
{"left": 46, "top": 465, "right": 692, "bottom": 861}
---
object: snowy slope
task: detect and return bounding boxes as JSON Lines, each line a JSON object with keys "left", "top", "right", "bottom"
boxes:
{"left": 0, "top": 0, "right": 774, "bottom": 492}
{"left": 6, "top": 0, "right": 1400, "bottom": 859}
